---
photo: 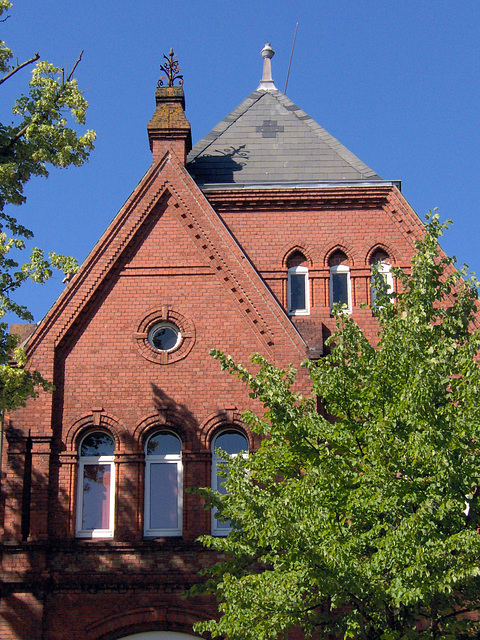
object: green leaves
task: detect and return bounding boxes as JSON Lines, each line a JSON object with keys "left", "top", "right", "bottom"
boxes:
{"left": 2, "top": 54, "right": 96, "bottom": 216}
{"left": 0, "top": 2, "right": 93, "bottom": 412}
{"left": 197, "top": 216, "right": 480, "bottom": 640}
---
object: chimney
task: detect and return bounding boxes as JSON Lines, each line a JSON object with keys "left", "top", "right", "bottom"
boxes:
{"left": 147, "top": 49, "right": 192, "bottom": 164}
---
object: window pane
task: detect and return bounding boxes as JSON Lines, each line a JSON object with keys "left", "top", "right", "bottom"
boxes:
{"left": 149, "top": 463, "right": 178, "bottom": 530}
{"left": 149, "top": 324, "right": 180, "bottom": 351}
{"left": 332, "top": 272, "right": 349, "bottom": 306}
{"left": 212, "top": 432, "right": 248, "bottom": 534}
{"left": 82, "top": 464, "right": 111, "bottom": 530}
{"left": 81, "top": 433, "right": 114, "bottom": 457}
{"left": 290, "top": 273, "right": 306, "bottom": 310}
{"left": 214, "top": 432, "right": 248, "bottom": 455}
{"left": 147, "top": 433, "right": 181, "bottom": 456}
{"left": 213, "top": 463, "right": 231, "bottom": 530}
{"left": 371, "top": 272, "right": 388, "bottom": 304}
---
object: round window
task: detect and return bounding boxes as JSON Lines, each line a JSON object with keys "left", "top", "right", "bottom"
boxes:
{"left": 148, "top": 322, "right": 181, "bottom": 352}
{"left": 135, "top": 308, "right": 195, "bottom": 364}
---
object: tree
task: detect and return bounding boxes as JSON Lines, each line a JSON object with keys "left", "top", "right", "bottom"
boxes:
{"left": 0, "top": 1, "right": 95, "bottom": 412}
{"left": 194, "top": 214, "right": 480, "bottom": 640}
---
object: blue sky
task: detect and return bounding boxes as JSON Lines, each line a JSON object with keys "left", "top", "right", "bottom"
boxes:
{"left": 3, "top": 0, "right": 480, "bottom": 324}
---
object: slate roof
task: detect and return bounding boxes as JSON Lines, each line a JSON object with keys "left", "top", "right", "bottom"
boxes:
{"left": 186, "top": 88, "right": 382, "bottom": 187}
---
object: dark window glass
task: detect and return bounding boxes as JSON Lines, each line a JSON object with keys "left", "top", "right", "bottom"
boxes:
{"left": 290, "top": 273, "right": 306, "bottom": 311}
{"left": 81, "top": 433, "right": 114, "bottom": 457}
{"left": 147, "top": 432, "right": 182, "bottom": 456}
{"left": 332, "top": 272, "right": 349, "bottom": 307}
{"left": 214, "top": 431, "right": 248, "bottom": 455}
{"left": 212, "top": 431, "right": 248, "bottom": 535}
{"left": 149, "top": 324, "right": 179, "bottom": 351}
{"left": 144, "top": 432, "right": 182, "bottom": 536}
{"left": 212, "top": 464, "right": 231, "bottom": 531}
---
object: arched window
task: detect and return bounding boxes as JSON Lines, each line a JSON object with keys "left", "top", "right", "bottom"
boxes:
{"left": 329, "top": 251, "right": 351, "bottom": 312}
{"left": 370, "top": 250, "right": 393, "bottom": 306}
{"left": 211, "top": 430, "right": 248, "bottom": 536}
{"left": 76, "top": 432, "right": 115, "bottom": 538}
{"left": 287, "top": 251, "right": 309, "bottom": 315}
{"left": 144, "top": 432, "right": 183, "bottom": 537}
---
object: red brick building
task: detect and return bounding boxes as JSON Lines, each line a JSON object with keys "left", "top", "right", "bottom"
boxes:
{"left": 1, "top": 46, "right": 425, "bottom": 639}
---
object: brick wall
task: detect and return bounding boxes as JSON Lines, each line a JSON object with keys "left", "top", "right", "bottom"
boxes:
{"left": 0, "top": 136, "right": 426, "bottom": 639}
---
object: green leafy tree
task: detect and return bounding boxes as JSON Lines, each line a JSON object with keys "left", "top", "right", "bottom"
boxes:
{"left": 195, "top": 214, "right": 480, "bottom": 640}
{"left": 0, "top": 0, "right": 95, "bottom": 412}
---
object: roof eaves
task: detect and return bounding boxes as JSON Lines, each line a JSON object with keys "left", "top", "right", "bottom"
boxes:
{"left": 199, "top": 179, "right": 401, "bottom": 191}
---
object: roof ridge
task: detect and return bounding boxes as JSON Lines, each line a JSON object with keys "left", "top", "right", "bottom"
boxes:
{"left": 270, "top": 90, "right": 379, "bottom": 178}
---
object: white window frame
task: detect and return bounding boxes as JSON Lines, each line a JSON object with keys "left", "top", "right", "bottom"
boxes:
{"left": 76, "top": 434, "right": 115, "bottom": 539}
{"left": 144, "top": 433, "right": 183, "bottom": 537}
{"left": 329, "top": 264, "right": 351, "bottom": 313}
{"left": 287, "top": 265, "right": 310, "bottom": 315}
{"left": 371, "top": 262, "right": 393, "bottom": 306}
{"left": 211, "top": 431, "right": 248, "bottom": 536}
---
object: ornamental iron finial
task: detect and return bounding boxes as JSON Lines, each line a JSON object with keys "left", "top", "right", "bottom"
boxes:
{"left": 157, "top": 48, "right": 183, "bottom": 87}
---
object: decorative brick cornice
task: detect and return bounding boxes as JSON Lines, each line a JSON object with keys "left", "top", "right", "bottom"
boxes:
{"left": 204, "top": 185, "right": 392, "bottom": 213}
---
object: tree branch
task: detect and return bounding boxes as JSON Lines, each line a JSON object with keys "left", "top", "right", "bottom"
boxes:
{"left": 65, "top": 50, "right": 83, "bottom": 82}
{"left": 0, "top": 123, "right": 29, "bottom": 153}
{"left": 0, "top": 52, "right": 39, "bottom": 86}
{"left": 0, "top": 50, "right": 85, "bottom": 156}
{"left": 440, "top": 606, "right": 477, "bottom": 621}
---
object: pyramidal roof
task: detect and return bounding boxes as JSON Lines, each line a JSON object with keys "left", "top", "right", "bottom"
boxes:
{"left": 186, "top": 44, "right": 381, "bottom": 188}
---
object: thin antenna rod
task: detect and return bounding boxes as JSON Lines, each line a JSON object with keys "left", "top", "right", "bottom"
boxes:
{"left": 284, "top": 22, "right": 298, "bottom": 93}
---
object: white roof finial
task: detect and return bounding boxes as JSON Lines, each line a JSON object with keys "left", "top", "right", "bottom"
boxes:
{"left": 257, "top": 43, "right": 277, "bottom": 91}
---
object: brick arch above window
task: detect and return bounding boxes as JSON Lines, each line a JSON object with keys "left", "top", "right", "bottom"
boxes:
{"left": 286, "top": 249, "right": 308, "bottom": 269}
{"left": 364, "top": 241, "right": 399, "bottom": 267}
{"left": 280, "top": 242, "right": 315, "bottom": 268}
{"left": 116, "top": 632, "right": 203, "bottom": 640}
{"left": 133, "top": 409, "right": 197, "bottom": 452}
{"left": 84, "top": 604, "right": 210, "bottom": 640}
{"left": 200, "top": 410, "right": 253, "bottom": 451}
{"left": 322, "top": 242, "right": 358, "bottom": 268}
{"left": 328, "top": 250, "right": 349, "bottom": 267}
{"left": 65, "top": 412, "right": 125, "bottom": 453}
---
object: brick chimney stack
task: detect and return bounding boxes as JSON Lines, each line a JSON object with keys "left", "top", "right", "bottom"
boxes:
{"left": 147, "top": 86, "right": 192, "bottom": 164}
{"left": 147, "top": 50, "right": 192, "bottom": 164}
